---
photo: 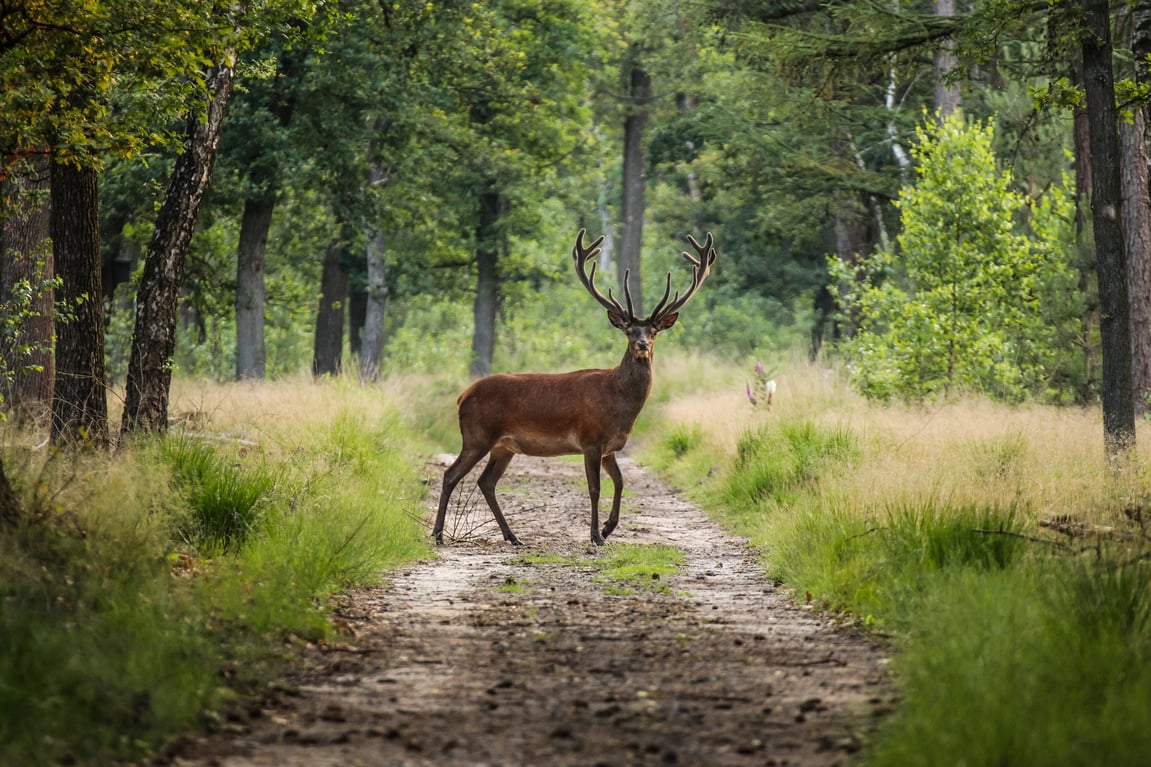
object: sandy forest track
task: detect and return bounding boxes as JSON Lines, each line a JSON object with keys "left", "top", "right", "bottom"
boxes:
{"left": 166, "top": 454, "right": 892, "bottom": 767}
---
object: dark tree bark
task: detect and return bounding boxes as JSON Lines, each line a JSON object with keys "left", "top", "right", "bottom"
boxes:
{"left": 0, "top": 150, "right": 54, "bottom": 422}
{"left": 470, "top": 187, "right": 502, "bottom": 378}
{"left": 50, "top": 160, "right": 107, "bottom": 447}
{"left": 1129, "top": 0, "right": 1151, "bottom": 414}
{"left": 619, "top": 53, "right": 650, "bottom": 312}
{"left": 348, "top": 284, "right": 366, "bottom": 358}
{"left": 0, "top": 455, "right": 22, "bottom": 529}
{"left": 313, "top": 233, "right": 349, "bottom": 378}
{"left": 1082, "top": 0, "right": 1135, "bottom": 456}
{"left": 235, "top": 195, "right": 272, "bottom": 380}
{"left": 1120, "top": 111, "right": 1151, "bottom": 415}
{"left": 121, "top": 61, "right": 235, "bottom": 434}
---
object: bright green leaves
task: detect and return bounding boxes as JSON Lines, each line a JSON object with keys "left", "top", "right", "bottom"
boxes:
{"left": 833, "top": 114, "right": 1078, "bottom": 402}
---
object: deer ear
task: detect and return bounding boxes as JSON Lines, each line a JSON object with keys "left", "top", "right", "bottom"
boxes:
{"left": 607, "top": 310, "right": 628, "bottom": 330}
{"left": 654, "top": 312, "right": 679, "bottom": 331}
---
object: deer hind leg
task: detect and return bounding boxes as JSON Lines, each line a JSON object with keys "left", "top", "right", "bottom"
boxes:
{"left": 433, "top": 446, "right": 489, "bottom": 545}
{"left": 477, "top": 446, "right": 520, "bottom": 545}
{"left": 583, "top": 451, "right": 606, "bottom": 546}
{"left": 600, "top": 453, "right": 624, "bottom": 541}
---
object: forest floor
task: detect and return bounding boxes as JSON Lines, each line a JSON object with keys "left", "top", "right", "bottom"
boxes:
{"left": 162, "top": 454, "right": 894, "bottom": 767}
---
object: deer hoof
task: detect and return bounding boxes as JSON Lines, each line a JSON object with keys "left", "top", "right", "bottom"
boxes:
{"left": 591, "top": 533, "right": 606, "bottom": 546}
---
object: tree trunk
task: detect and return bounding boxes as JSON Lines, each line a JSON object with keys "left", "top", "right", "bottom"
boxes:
{"left": 122, "top": 60, "right": 235, "bottom": 434}
{"left": 1120, "top": 111, "right": 1151, "bottom": 415}
{"left": 0, "top": 150, "right": 54, "bottom": 422}
{"left": 359, "top": 226, "right": 388, "bottom": 382}
{"left": 1082, "top": 0, "right": 1135, "bottom": 456}
{"left": 50, "top": 160, "right": 107, "bottom": 447}
{"left": 0, "top": 456, "right": 22, "bottom": 530}
{"left": 619, "top": 54, "right": 650, "bottom": 312}
{"left": 235, "top": 195, "right": 272, "bottom": 380}
{"left": 1070, "top": 50, "right": 1099, "bottom": 406}
{"left": 470, "top": 188, "right": 501, "bottom": 379}
{"left": 1130, "top": 0, "right": 1151, "bottom": 414}
{"left": 348, "top": 284, "right": 366, "bottom": 358}
{"left": 933, "top": 0, "right": 961, "bottom": 118}
{"left": 313, "top": 233, "right": 349, "bottom": 378}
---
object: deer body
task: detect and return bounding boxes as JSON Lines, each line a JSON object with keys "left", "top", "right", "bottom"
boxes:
{"left": 433, "top": 229, "right": 714, "bottom": 546}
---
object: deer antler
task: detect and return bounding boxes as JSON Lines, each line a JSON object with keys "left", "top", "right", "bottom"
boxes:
{"left": 573, "top": 228, "right": 633, "bottom": 320}
{"left": 647, "top": 232, "right": 716, "bottom": 323}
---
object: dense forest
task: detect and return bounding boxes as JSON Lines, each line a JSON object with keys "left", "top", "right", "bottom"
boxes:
{"left": 7, "top": 3, "right": 1151, "bottom": 765}
{"left": 0, "top": 0, "right": 1149, "bottom": 445}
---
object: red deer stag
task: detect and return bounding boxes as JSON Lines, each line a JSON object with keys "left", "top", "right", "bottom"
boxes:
{"left": 433, "top": 228, "right": 716, "bottom": 546}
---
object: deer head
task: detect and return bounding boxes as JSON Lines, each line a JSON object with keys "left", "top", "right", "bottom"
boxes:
{"left": 572, "top": 228, "right": 716, "bottom": 360}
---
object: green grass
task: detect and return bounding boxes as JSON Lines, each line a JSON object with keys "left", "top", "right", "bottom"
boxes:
{"left": 511, "top": 544, "right": 686, "bottom": 595}
{"left": 0, "top": 384, "right": 432, "bottom": 766}
{"left": 594, "top": 543, "right": 685, "bottom": 594}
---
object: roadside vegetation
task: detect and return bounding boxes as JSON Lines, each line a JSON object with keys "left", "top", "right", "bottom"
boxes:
{"left": 642, "top": 360, "right": 1151, "bottom": 767}
{"left": 0, "top": 379, "right": 432, "bottom": 765}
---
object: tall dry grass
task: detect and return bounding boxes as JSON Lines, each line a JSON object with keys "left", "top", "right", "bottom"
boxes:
{"left": 643, "top": 355, "right": 1151, "bottom": 767}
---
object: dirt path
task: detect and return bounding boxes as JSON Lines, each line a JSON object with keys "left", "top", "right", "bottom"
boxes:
{"left": 165, "top": 454, "right": 892, "bottom": 767}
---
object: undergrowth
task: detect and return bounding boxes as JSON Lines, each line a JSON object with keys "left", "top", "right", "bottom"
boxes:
{"left": 642, "top": 360, "right": 1151, "bottom": 766}
{"left": 0, "top": 379, "right": 432, "bottom": 766}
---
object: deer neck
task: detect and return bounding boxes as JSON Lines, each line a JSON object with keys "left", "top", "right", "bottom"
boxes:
{"left": 615, "top": 350, "right": 654, "bottom": 408}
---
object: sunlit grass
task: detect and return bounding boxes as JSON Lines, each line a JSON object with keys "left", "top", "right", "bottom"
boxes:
{"left": 641, "top": 355, "right": 1151, "bottom": 766}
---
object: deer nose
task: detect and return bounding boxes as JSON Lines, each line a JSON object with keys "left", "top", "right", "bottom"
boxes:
{"left": 636, "top": 339, "right": 650, "bottom": 353}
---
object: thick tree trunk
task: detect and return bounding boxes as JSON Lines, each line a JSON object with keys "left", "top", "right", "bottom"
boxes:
{"left": 1082, "top": 0, "right": 1135, "bottom": 456}
{"left": 122, "top": 61, "right": 235, "bottom": 434}
{"left": 619, "top": 56, "right": 650, "bottom": 312}
{"left": 1130, "top": 0, "right": 1151, "bottom": 414}
{"left": 235, "top": 196, "right": 273, "bottom": 380}
{"left": 470, "top": 188, "right": 501, "bottom": 379}
{"left": 0, "top": 151, "right": 54, "bottom": 422}
{"left": 313, "top": 234, "right": 349, "bottom": 378}
{"left": 1120, "top": 111, "right": 1151, "bottom": 415}
{"left": 50, "top": 161, "right": 107, "bottom": 447}
{"left": 359, "top": 227, "right": 388, "bottom": 382}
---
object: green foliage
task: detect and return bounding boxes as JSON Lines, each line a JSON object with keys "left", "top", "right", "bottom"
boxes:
{"left": 833, "top": 115, "right": 1079, "bottom": 402}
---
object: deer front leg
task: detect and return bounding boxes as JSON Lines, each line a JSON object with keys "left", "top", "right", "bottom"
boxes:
{"left": 600, "top": 453, "right": 623, "bottom": 540}
{"left": 434, "top": 447, "right": 488, "bottom": 545}
{"left": 477, "top": 447, "right": 521, "bottom": 545}
{"left": 583, "top": 451, "right": 606, "bottom": 546}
